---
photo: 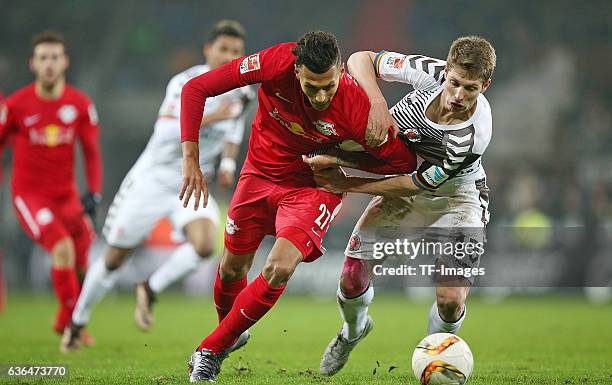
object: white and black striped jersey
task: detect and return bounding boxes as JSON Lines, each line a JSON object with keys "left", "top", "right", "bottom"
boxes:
{"left": 373, "top": 51, "right": 492, "bottom": 191}
{"left": 144, "top": 64, "right": 253, "bottom": 177}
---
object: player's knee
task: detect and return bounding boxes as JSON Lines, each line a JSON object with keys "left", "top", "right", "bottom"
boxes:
{"left": 185, "top": 220, "right": 216, "bottom": 259}
{"left": 262, "top": 260, "right": 297, "bottom": 287}
{"left": 218, "top": 249, "right": 253, "bottom": 281}
{"left": 104, "top": 246, "right": 132, "bottom": 270}
{"left": 51, "top": 237, "right": 76, "bottom": 268}
{"left": 436, "top": 289, "right": 465, "bottom": 322}
{"left": 191, "top": 239, "right": 214, "bottom": 259}
{"left": 219, "top": 261, "right": 248, "bottom": 281}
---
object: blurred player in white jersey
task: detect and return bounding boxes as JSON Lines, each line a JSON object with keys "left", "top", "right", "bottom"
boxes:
{"left": 304, "top": 36, "right": 496, "bottom": 375}
{"left": 61, "top": 20, "right": 252, "bottom": 351}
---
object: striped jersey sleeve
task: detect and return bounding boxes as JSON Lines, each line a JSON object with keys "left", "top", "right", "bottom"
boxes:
{"left": 373, "top": 51, "right": 446, "bottom": 90}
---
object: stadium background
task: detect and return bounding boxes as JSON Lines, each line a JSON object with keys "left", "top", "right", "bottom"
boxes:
{"left": 1, "top": 0, "right": 610, "bottom": 295}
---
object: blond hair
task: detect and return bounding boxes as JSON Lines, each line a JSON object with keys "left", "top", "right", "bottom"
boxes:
{"left": 447, "top": 36, "right": 496, "bottom": 82}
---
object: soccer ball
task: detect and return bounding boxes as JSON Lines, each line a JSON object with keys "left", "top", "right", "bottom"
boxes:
{"left": 411, "top": 333, "right": 473, "bottom": 384}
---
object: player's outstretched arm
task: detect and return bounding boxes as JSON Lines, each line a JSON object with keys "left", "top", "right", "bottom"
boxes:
{"left": 347, "top": 51, "right": 398, "bottom": 147}
{"left": 314, "top": 168, "right": 421, "bottom": 197}
{"left": 303, "top": 147, "right": 414, "bottom": 175}
{"left": 78, "top": 101, "right": 103, "bottom": 218}
{"left": 180, "top": 141, "right": 208, "bottom": 210}
{"left": 0, "top": 97, "right": 14, "bottom": 149}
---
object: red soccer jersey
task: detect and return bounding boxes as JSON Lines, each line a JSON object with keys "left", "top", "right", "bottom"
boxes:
{"left": 0, "top": 92, "right": 6, "bottom": 184}
{"left": 181, "top": 42, "right": 416, "bottom": 187}
{"left": 0, "top": 83, "right": 102, "bottom": 198}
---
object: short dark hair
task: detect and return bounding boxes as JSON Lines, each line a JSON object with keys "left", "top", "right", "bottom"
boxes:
{"left": 206, "top": 20, "right": 246, "bottom": 43}
{"left": 293, "top": 31, "right": 341, "bottom": 74}
{"left": 31, "top": 30, "right": 66, "bottom": 54}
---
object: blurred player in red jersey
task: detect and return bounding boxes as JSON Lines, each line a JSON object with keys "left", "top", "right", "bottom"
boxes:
{"left": 179, "top": 31, "right": 417, "bottom": 382}
{"left": 0, "top": 92, "right": 6, "bottom": 314}
{"left": 0, "top": 31, "right": 103, "bottom": 347}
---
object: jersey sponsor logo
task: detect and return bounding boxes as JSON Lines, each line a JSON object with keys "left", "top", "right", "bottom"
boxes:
{"left": 58, "top": 104, "right": 78, "bottom": 125}
{"left": 348, "top": 233, "right": 361, "bottom": 251}
{"left": 23, "top": 113, "right": 41, "bottom": 127}
{"left": 269, "top": 108, "right": 322, "bottom": 143}
{"left": 88, "top": 104, "right": 99, "bottom": 125}
{"left": 421, "top": 164, "right": 448, "bottom": 187}
{"left": 274, "top": 92, "right": 293, "bottom": 103}
{"left": 404, "top": 128, "right": 421, "bottom": 142}
{"left": 313, "top": 120, "right": 338, "bottom": 136}
{"left": 35, "top": 208, "right": 53, "bottom": 226}
{"left": 239, "top": 54, "right": 260, "bottom": 74}
{"left": 386, "top": 55, "right": 406, "bottom": 69}
{"left": 225, "top": 217, "right": 240, "bottom": 235}
{"left": 29, "top": 124, "right": 75, "bottom": 147}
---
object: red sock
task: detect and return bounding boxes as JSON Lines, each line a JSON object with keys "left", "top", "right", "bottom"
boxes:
{"left": 214, "top": 269, "right": 248, "bottom": 323}
{"left": 200, "top": 274, "right": 285, "bottom": 353}
{"left": 214, "top": 267, "right": 248, "bottom": 323}
{"left": 51, "top": 267, "right": 80, "bottom": 333}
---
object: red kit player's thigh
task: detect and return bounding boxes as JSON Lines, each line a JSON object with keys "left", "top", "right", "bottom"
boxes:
{"left": 12, "top": 193, "right": 70, "bottom": 252}
{"left": 224, "top": 174, "right": 277, "bottom": 255}
{"left": 275, "top": 188, "right": 343, "bottom": 262}
{"left": 56, "top": 195, "right": 92, "bottom": 238}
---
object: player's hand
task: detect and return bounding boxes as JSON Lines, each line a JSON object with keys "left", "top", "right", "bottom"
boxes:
{"left": 313, "top": 167, "right": 349, "bottom": 194}
{"left": 81, "top": 191, "right": 101, "bottom": 220}
{"left": 365, "top": 98, "right": 399, "bottom": 147}
{"left": 314, "top": 168, "right": 349, "bottom": 193}
{"left": 302, "top": 154, "right": 340, "bottom": 173}
{"left": 218, "top": 170, "right": 234, "bottom": 188}
{"left": 218, "top": 157, "right": 236, "bottom": 189}
{"left": 180, "top": 142, "right": 208, "bottom": 210}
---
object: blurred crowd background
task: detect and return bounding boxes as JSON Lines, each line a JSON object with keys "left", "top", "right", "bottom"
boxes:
{"left": 1, "top": 0, "right": 610, "bottom": 294}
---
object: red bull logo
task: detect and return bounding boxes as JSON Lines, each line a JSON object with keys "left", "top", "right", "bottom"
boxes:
{"left": 29, "top": 124, "right": 75, "bottom": 147}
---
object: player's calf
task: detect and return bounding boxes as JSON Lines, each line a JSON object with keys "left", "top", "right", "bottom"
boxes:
{"left": 50, "top": 237, "right": 80, "bottom": 334}
{"left": 435, "top": 286, "right": 469, "bottom": 322}
{"left": 339, "top": 256, "right": 370, "bottom": 298}
{"left": 428, "top": 286, "right": 470, "bottom": 335}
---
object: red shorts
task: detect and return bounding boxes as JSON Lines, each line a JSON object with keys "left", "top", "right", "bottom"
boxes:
{"left": 224, "top": 172, "right": 343, "bottom": 262}
{"left": 12, "top": 191, "right": 94, "bottom": 255}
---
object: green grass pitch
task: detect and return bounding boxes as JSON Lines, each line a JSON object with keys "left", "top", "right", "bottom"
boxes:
{"left": 0, "top": 293, "right": 611, "bottom": 384}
